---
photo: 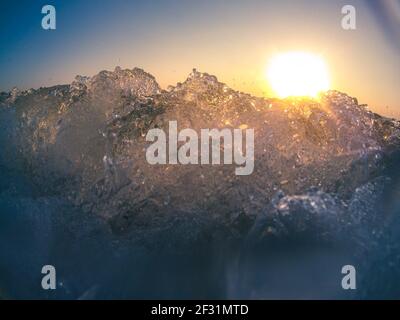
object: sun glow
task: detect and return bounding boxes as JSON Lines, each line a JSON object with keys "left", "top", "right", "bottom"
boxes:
{"left": 266, "top": 52, "right": 330, "bottom": 98}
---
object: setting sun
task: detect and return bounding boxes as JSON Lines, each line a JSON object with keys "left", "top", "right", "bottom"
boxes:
{"left": 266, "top": 52, "right": 330, "bottom": 98}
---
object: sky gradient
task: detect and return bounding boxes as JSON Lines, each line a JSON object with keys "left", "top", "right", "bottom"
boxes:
{"left": 1, "top": 0, "right": 399, "bottom": 117}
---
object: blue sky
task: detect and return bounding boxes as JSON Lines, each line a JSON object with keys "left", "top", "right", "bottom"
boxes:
{"left": 1, "top": 0, "right": 399, "bottom": 116}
